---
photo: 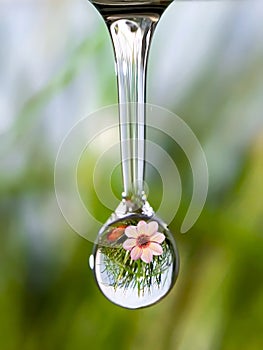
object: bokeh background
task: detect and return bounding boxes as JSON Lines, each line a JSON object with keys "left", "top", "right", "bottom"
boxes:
{"left": 1, "top": 0, "right": 263, "bottom": 349}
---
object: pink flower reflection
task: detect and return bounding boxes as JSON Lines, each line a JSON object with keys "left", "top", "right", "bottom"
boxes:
{"left": 123, "top": 220, "right": 165, "bottom": 263}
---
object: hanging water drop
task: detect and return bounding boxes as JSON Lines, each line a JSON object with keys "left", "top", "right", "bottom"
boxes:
{"left": 87, "top": 0, "right": 179, "bottom": 309}
{"left": 91, "top": 213, "right": 179, "bottom": 309}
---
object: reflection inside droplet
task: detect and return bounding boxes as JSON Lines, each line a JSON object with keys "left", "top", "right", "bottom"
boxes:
{"left": 90, "top": 214, "right": 179, "bottom": 309}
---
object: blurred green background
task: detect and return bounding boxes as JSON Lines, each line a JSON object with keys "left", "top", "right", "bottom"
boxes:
{"left": 1, "top": 1, "right": 263, "bottom": 349}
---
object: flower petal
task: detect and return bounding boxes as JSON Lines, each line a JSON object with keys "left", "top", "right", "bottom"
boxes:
{"left": 125, "top": 226, "right": 138, "bottom": 238}
{"left": 107, "top": 227, "right": 125, "bottom": 242}
{"left": 141, "top": 247, "right": 153, "bottom": 263}
{"left": 137, "top": 220, "right": 147, "bottom": 235}
{"left": 130, "top": 246, "right": 142, "bottom": 260}
{"left": 149, "top": 242, "right": 163, "bottom": 256}
{"left": 150, "top": 232, "right": 165, "bottom": 244}
{"left": 123, "top": 238, "right": 136, "bottom": 251}
{"left": 147, "top": 221, "right": 158, "bottom": 235}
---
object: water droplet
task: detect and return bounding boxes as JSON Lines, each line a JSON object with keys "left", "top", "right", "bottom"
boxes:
{"left": 91, "top": 214, "right": 179, "bottom": 309}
